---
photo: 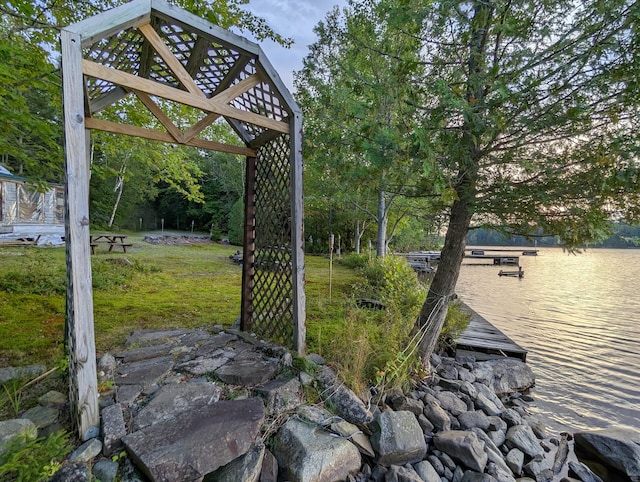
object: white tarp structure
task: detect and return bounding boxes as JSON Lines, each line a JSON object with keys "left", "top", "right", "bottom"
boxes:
{"left": 0, "top": 168, "right": 65, "bottom": 244}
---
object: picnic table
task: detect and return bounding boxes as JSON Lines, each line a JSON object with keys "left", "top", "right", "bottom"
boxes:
{"left": 90, "top": 234, "right": 132, "bottom": 254}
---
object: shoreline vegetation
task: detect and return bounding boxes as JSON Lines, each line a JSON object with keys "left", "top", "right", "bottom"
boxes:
{"left": 1, "top": 235, "right": 638, "bottom": 480}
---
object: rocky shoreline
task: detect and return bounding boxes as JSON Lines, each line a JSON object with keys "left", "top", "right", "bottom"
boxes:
{"left": 1, "top": 326, "right": 639, "bottom": 481}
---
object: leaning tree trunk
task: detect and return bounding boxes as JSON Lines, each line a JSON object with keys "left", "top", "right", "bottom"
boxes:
{"left": 416, "top": 0, "right": 492, "bottom": 367}
{"left": 415, "top": 195, "right": 473, "bottom": 366}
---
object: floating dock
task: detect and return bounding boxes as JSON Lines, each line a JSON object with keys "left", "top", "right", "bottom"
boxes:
{"left": 455, "top": 303, "right": 528, "bottom": 361}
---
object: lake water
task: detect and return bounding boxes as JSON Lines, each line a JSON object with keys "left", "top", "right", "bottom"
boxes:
{"left": 455, "top": 247, "right": 640, "bottom": 432}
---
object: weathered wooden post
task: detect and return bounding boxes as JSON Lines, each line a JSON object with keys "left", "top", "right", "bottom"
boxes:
{"left": 61, "top": 28, "right": 100, "bottom": 440}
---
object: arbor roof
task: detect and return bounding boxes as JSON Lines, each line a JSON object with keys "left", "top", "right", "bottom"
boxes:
{"left": 64, "top": 0, "right": 299, "bottom": 156}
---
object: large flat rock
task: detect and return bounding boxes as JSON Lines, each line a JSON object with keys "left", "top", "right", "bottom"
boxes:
{"left": 574, "top": 427, "right": 640, "bottom": 481}
{"left": 123, "top": 398, "right": 265, "bottom": 482}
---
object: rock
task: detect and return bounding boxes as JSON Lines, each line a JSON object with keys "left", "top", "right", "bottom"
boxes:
{"left": 93, "top": 459, "right": 119, "bottom": 482}
{"left": 102, "top": 403, "right": 127, "bottom": 456}
{"left": 21, "top": 405, "right": 59, "bottom": 429}
{"left": 505, "top": 425, "right": 544, "bottom": 458}
{"left": 117, "top": 384, "right": 142, "bottom": 405}
{"left": 458, "top": 410, "right": 491, "bottom": 430}
{"left": 316, "top": 366, "right": 373, "bottom": 424}
{"left": 506, "top": 448, "right": 525, "bottom": 476}
{"left": 123, "top": 398, "right": 264, "bottom": 481}
{"left": 330, "top": 420, "right": 375, "bottom": 457}
{"left": 38, "top": 390, "right": 67, "bottom": 409}
{"left": 573, "top": 427, "right": 640, "bottom": 481}
{"left": 414, "top": 460, "right": 442, "bottom": 482}
{"left": 460, "top": 470, "right": 498, "bottom": 482}
{"left": 434, "top": 430, "right": 488, "bottom": 473}
{"left": 116, "top": 356, "right": 173, "bottom": 387}
{"left": 50, "top": 462, "right": 91, "bottom": 481}
{"left": 524, "top": 459, "right": 553, "bottom": 482}
{"left": 255, "top": 377, "right": 302, "bottom": 416}
{"left": 0, "top": 365, "right": 45, "bottom": 384}
{"left": 523, "top": 417, "right": 547, "bottom": 439}
{"left": 392, "top": 396, "right": 425, "bottom": 416}
{"left": 487, "top": 461, "right": 517, "bottom": 482}
{"left": 568, "top": 461, "right": 604, "bottom": 482}
{"left": 204, "top": 442, "right": 265, "bottom": 482}
{"left": 487, "top": 429, "right": 507, "bottom": 448}
{"left": 259, "top": 448, "right": 278, "bottom": 482}
{"left": 436, "top": 391, "right": 468, "bottom": 416}
{"left": 216, "top": 356, "right": 281, "bottom": 385}
{"left": 424, "top": 399, "right": 451, "bottom": 431}
{"left": 385, "top": 464, "right": 424, "bottom": 482}
{"left": 98, "top": 353, "right": 117, "bottom": 380}
{"left": 471, "top": 360, "right": 535, "bottom": 396}
{"left": 273, "top": 417, "right": 361, "bottom": 482}
{"left": 0, "top": 418, "right": 37, "bottom": 456}
{"left": 475, "top": 392, "right": 503, "bottom": 417}
{"left": 419, "top": 413, "right": 436, "bottom": 433}
{"left": 370, "top": 410, "right": 427, "bottom": 465}
{"left": 68, "top": 438, "right": 103, "bottom": 463}
{"left": 439, "top": 452, "right": 457, "bottom": 471}
{"left": 306, "top": 353, "right": 325, "bottom": 365}
{"left": 369, "top": 411, "right": 427, "bottom": 465}
{"left": 296, "top": 405, "right": 334, "bottom": 425}
{"left": 428, "top": 454, "right": 446, "bottom": 475}
{"left": 117, "top": 344, "right": 177, "bottom": 363}
{"left": 176, "top": 350, "right": 235, "bottom": 376}
{"left": 133, "top": 382, "right": 222, "bottom": 430}
{"left": 501, "top": 409, "right": 522, "bottom": 427}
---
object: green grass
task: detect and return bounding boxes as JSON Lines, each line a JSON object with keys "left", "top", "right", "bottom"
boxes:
{"left": 0, "top": 238, "right": 466, "bottom": 402}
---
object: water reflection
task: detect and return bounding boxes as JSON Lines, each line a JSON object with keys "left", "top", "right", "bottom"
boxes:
{"left": 456, "top": 248, "right": 640, "bottom": 431}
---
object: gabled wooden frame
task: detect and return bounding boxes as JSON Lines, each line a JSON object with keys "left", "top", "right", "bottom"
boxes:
{"left": 61, "top": 0, "right": 305, "bottom": 440}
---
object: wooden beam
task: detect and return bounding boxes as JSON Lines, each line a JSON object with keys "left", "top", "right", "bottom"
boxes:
{"left": 182, "top": 112, "right": 221, "bottom": 143}
{"left": 210, "top": 73, "right": 261, "bottom": 105}
{"left": 134, "top": 90, "right": 184, "bottom": 143}
{"left": 88, "top": 87, "right": 129, "bottom": 114}
{"left": 185, "top": 36, "right": 210, "bottom": 79}
{"left": 85, "top": 117, "right": 256, "bottom": 156}
{"left": 138, "top": 22, "right": 205, "bottom": 98}
{"left": 83, "top": 60, "right": 289, "bottom": 134}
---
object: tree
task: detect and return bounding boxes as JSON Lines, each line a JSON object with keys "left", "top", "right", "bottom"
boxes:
{"left": 296, "top": 1, "right": 433, "bottom": 256}
{"left": 299, "top": 0, "right": 640, "bottom": 366}
{"left": 372, "top": 0, "right": 640, "bottom": 365}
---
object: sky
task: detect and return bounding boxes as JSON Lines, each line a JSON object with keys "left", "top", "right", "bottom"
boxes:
{"left": 240, "top": 0, "right": 349, "bottom": 92}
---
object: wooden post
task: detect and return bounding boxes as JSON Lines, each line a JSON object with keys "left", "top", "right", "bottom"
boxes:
{"left": 241, "top": 155, "right": 257, "bottom": 331}
{"left": 290, "top": 111, "right": 306, "bottom": 355}
{"left": 61, "top": 28, "right": 99, "bottom": 441}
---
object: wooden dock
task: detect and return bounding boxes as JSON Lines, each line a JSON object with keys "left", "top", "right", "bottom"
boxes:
{"left": 455, "top": 303, "right": 528, "bottom": 361}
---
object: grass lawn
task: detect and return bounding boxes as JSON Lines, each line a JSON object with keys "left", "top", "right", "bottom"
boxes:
{"left": 0, "top": 234, "right": 362, "bottom": 369}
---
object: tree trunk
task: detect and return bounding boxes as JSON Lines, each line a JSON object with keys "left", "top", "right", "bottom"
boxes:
{"left": 355, "top": 221, "right": 361, "bottom": 254}
{"left": 377, "top": 189, "right": 387, "bottom": 257}
{"left": 415, "top": 0, "right": 491, "bottom": 367}
{"left": 415, "top": 195, "right": 473, "bottom": 365}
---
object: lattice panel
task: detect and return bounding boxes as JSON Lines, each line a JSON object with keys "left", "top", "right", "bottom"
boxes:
{"left": 82, "top": 17, "right": 291, "bottom": 145}
{"left": 250, "top": 135, "right": 294, "bottom": 346}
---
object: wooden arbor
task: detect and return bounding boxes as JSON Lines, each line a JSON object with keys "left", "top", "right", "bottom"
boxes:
{"left": 61, "top": 0, "right": 305, "bottom": 439}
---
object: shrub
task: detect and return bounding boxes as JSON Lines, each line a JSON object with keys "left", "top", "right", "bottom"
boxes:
{"left": 0, "top": 430, "right": 72, "bottom": 481}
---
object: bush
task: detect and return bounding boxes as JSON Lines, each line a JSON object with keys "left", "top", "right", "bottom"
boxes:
{"left": 0, "top": 430, "right": 72, "bottom": 481}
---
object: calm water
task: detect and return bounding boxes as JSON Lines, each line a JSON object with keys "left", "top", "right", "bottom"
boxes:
{"left": 455, "top": 247, "right": 640, "bottom": 432}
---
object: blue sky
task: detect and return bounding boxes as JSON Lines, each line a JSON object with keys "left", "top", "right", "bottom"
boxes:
{"left": 241, "top": 0, "right": 349, "bottom": 92}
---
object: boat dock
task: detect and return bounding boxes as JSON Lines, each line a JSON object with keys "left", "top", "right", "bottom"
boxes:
{"left": 455, "top": 303, "right": 528, "bottom": 361}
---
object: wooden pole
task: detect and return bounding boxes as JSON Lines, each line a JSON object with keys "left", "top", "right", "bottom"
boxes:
{"left": 329, "top": 233, "right": 334, "bottom": 301}
{"left": 61, "top": 28, "right": 99, "bottom": 441}
{"left": 290, "top": 111, "right": 306, "bottom": 355}
{"left": 241, "top": 155, "right": 257, "bottom": 331}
